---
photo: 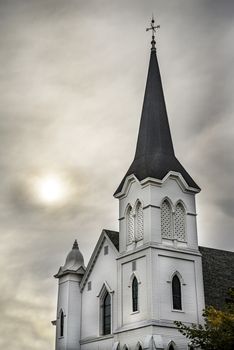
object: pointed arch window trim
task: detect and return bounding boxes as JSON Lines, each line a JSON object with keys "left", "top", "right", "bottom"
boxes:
{"left": 132, "top": 276, "right": 139, "bottom": 312}
{"left": 122, "top": 344, "right": 130, "bottom": 350}
{"left": 161, "top": 198, "right": 173, "bottom": 240}
{"left": 128, "top": 273, "right": 141, "bottom": 313}
{"left": 166, "top": 271, "right": 186, "bottom": 285}
{"left": 58, "top": 309, "right": 65, "bottom": 338}
{"left": 102, "top": 292, "right": 111, "bottom": 335}
{"left": 135, "top": 340, "right": 144, "bottom": 350}
{"left": 125, "top": 199, "right": 144, "bottom": 246}
{"left": 96, "top": 280, "right": 114, "bottom": 298}
{"left": 167, "top": 341, "right": 178, "bottom": 350}
{"left": 134, "top": 200, "right": 144, "bottom": 242}
{"left": 167, "top": 271, "right": 185, "bottom": 312}
{"left": 161, "top": 197, "right": 188, "bottom": 243}
{"left": 174, "top": 200, "right": 187, "bottom": 242}
{"left": 171, "top": 273, "right": 183, "bottom": 311}
{"left": 97, "top": 281, "right": 114, "bottom": 336}
{"left": 128, "top": 272, "right": 141, "bottom": 287}
{"left": 112, "top": 342, "right": 120, "bottom": 350}
{"left": 126, "top": 204, "right": 134, "bottom": 245}
{"left": 167, "top": 340, "right": 178, "bottom": 350}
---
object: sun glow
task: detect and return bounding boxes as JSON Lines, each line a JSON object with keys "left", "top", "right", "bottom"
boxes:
{"left": 34, "top": 174, "right": 68, "bottom": 205}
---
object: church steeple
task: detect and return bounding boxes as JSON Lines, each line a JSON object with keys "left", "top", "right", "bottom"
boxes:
{"left": 114, "top": 23, "right": 199, "bottom": 196}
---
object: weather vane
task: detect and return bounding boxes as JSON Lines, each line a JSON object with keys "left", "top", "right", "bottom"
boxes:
{"left": 146, "top": 15, "right": 160, "bottom": 51}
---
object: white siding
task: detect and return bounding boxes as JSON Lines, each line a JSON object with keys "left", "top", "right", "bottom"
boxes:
{"left": 81, "top": 237, "right": 118, "bottom": 340}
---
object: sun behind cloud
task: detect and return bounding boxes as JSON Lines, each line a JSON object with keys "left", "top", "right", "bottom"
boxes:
{"left": 33, "top": 174, "right": 69, "bottom": 205}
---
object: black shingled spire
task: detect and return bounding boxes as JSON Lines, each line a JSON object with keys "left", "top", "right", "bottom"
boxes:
{"left": 114, "top": 43, "right": 200, "bottom": 196}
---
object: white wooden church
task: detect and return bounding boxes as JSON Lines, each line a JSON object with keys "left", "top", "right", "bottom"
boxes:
{"left": 52, "top": 22, "right": 234, "bottom": 350}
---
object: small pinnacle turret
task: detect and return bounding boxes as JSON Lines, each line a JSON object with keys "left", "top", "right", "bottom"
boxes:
{"left": 54, "top": 240, "right": 85, "bottom": 278}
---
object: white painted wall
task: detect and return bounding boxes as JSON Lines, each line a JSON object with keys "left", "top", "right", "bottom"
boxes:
{"left": 56, "top": 274, "right": 82, "bottom": 350}
{"left": 156, "top": 252, "right": 203, "bottom": 323}
{"left": 115, "top": 174, "right": 205, "bottom": 346}
{"left": 55, "top": 173, "right": 205, "bottom": 350}
{"left": 81, "top": 237, "right": 118, "bottom": 341}
{"left": 121, "top": 254, "right": 148, "bottom": 325}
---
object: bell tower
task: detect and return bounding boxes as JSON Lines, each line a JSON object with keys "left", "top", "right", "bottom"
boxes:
{"left": 114, "top": 18, "right": 204, "bottom": 336}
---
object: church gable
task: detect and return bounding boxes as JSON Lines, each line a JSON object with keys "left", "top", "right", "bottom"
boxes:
{"left": 81, "top": 232, "right": 118, "bottom": 340}
{"left": 80, "top": 229, "right": 119, "bottom": 292}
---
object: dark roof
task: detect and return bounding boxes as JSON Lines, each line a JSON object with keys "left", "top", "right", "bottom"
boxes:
{"left": 199, "top": 246, "right": 234, "bottom": 309}
{"left": 114, "top": 48, "right": 200, "bottom": 196}
{"left": 104, "top": 230, "right": 119, "bottom": 251}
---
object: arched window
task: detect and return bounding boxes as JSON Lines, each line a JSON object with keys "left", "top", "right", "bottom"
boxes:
{"left": 169, "top": 346, "right": 174, "bottom": 350}
{"left": 135, "top": 201, "right": 143, "bottom": 241}
{"left": 60, "top": 311, "right": 64, "bottom": 337}
{"left": 103, "top": 292, "right": 111, "bottom": 335}
{"left": 127, "top": 205, "right": 134, "bottom": 244}
{"left": 161, "top": 199, "right": 173, "bottom": 239}
{"left": 172, "top": 275, "right": 182, "bottom": 310}
{"left": 175, "top": 202, "right": 186, "bottom": 241}
{"left": 132, "top": 276, "right": 138, "bottom": 312}
{"left": 136, "top": 344, "right": 143, "bottom": 350}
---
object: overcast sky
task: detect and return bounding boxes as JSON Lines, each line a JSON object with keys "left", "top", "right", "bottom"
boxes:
{"left": 0, "top": 0, "right": 234, "bottom": 349}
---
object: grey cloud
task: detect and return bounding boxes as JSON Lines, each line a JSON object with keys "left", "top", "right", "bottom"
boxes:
{"left": 0, "top": 0, "right": 233, "bottom": 349}
{"left": 218, "top": 198, "right": 234, "bottom": 218}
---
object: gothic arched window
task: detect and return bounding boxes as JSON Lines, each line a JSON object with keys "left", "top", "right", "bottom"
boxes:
{"left": 60, "top": 311, "right": 64, "bottom": 337}
{"left": 132, "top": 276, "right": 138, "bottom": 312}
{"left": 161, "top": 199, "right": 173, "bottom": 239}
{"left": 136, "top": 344, "right": 143, "bottom": 350}
{"left": 103, "top": 292, "right": 111, "bottom": 335}
{"left": 169, "top": 346, "right": 174, "bottom": 350}
{"left": 127, "top": 205, "right": 134, "bottom": 244}
{"left": 135, "top": 201, "right": 143, "bottom": 241}
{"left": 175, "top": 202, "right": 186, "bottom": 241}
{"left": 172, "top": 275, "right": 182, "bottom": 310}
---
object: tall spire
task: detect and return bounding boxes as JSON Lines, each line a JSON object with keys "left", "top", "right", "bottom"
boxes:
{"left": 114, "top": 22, "right": 199, "bottom": 196}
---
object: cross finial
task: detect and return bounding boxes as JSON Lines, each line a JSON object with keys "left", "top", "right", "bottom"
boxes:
{"left": 146, "top": 15, "right": 160, "bottom": 52}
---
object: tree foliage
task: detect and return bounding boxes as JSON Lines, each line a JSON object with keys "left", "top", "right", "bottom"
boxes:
{"left": 175, "top": 288, "right": 234, "bottom": 350}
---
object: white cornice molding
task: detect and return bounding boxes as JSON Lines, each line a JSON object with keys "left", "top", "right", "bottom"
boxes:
{"left": 114, "top": 171, "right": 200, "bottom": 199}
{"left": 114, "top": 174, "right": 138, "bottom": 199}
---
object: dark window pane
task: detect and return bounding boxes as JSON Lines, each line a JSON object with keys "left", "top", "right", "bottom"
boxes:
{"left": 60, "top": 311, "right": 64, "bottom": 337}
{"left": 172, "top": 275, "right": 182, "bottom": 310}
{"left": 132, "top": 277, "right": 138, "bottom": 312}
{"left": 103, "top": 293, "right": 111, "bottom": 335}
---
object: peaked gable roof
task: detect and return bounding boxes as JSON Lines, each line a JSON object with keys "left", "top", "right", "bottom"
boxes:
{"left": 80, "top": 229, "right": 119, "bottom": 291}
